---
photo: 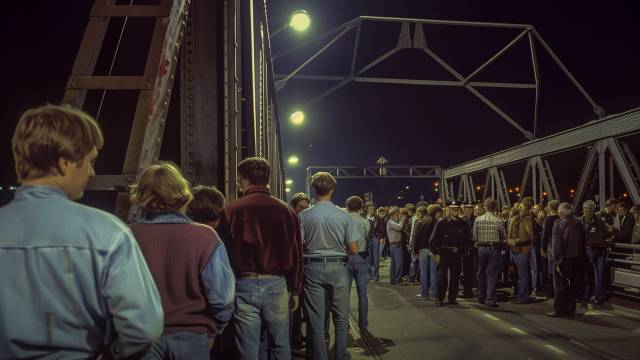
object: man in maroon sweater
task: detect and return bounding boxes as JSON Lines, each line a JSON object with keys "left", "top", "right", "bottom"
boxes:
{"left": 220, "top": 157, "right": 303, "bottom": 360}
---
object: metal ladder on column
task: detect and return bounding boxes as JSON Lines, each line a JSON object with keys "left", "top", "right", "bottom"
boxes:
{"left": 62, "top": 0, "right": 190, "bottom": 219}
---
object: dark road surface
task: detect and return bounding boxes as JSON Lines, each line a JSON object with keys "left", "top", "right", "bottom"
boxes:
{"left": 339, "top": 258, "right": 640, "bottom": 360}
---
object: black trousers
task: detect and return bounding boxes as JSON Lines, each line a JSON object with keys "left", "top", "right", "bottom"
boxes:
{"left": 462, "top": 251, "right": 475, "bottom": 296}
{"left": 437, "top": 253, "right": 462, "bottom": 302}
{"left": 553, "top": 258, "right": 581, "bottom": 316}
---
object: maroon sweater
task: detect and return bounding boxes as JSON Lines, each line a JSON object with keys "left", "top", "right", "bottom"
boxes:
{"left": 221, "top": 186, "right": 303, "bottom": 294}
{"left": 130, "top": 222, "right": 218, "bottom": 336}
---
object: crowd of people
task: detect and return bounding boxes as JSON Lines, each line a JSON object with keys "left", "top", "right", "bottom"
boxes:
{"left": 358, "top": 188, "right": 640, "bottom": 316}
{"left": 1, "top": 104, "right": 640, "bottom": 359}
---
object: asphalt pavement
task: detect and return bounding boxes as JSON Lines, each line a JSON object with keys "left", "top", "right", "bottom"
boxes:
{"left": 342, "top": 257, "right": 640, "bottom": 360}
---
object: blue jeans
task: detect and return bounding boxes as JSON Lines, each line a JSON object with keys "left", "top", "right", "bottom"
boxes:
{"left": 418, "top": 249, "right": 438, "bottom": 297}
{"left": 477, "top": 247, "right": 502, "bottom": 304}
{"left": 234, "top": 275, "right": 290, "bottom": 360}
{"left": 303, "top": 261, "right": 350, "bottom": 360}
{"left": 530, "top": 248, "right": 538, "bottom": 291}
{"left": 585, "top": 248, "right": 606, "bottom": 302}
{"left": 347, "top": 254, "right": 369, "bottom": 330}
{"left": 142, "top": 331, "right": 209, "bottom": 360}
{"left": 390, "top": 244, "right": 404, "bottom": 283}
{"left": 370, "top": 237, "right": 381, "bottom": 280}
{"left": 511, "top": 252, "right": 531, "bottom": 301}
{"left": 409, "top": 249, "right": 420, "bottom": 282}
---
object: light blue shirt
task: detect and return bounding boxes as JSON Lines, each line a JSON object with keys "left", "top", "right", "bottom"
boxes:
{"left": 349, "top": 212, "right": 371, "bottom": 252}
{"left": 0, "top": 185, "right": 164, "bottom": 359}
{"left": 137, "top": 212, "right": 235, "bottom": 333}
{"left": 299, "top": 201, "right": 359, "bottom": 257}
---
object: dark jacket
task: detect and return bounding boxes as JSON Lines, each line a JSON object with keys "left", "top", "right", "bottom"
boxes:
{"left": 617, "top": 214, "right": 635, "bottom": 243}
{"left": 220, "top": 186, "right": 303, "bottom": 294}
{"left": 552, "top": 216, "right": 586, "bottom": 264}
{"left": 373, "top": 217, "right": 388, "bottom": 240}
{"left": 541, "top": 214, "right": 560, "bottom": 249}
{"left": 414, "top": 216, "right": 436, "bottom": 252}
{"left": 580, "top": 216, "right": 607, "bottom": 248}
{"left": 429, "top": 217, "right": 472, "bottom": 255}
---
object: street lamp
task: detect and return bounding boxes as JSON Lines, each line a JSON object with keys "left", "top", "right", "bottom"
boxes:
{"left": 271, "top": 10, "right": 311, "bottom": 37}
{"left": 289, "top": 110, "right": 305, "bottom": 126}
{"left": 290, "top": 10, "right": 311, "bottom": 32}
{"left": 288, "top": 155, "right": 300, "bottom": 165}
{"left": 285, "top": 179, "right": 293, "bottom": 185}
{"left": 286, "top": 187, "right": 291, "bottom": 193}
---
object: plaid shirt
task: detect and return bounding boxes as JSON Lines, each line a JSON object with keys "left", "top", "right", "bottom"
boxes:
{"left": 473, "top": 212, "right": 506, "bottom": 245}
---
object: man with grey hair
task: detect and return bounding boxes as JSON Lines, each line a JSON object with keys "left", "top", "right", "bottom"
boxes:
{"left": 549, "top": 203, "right": 586, "bottom": 317}
{"left": 580, "top": 200, "right": 608, "bottom": 305}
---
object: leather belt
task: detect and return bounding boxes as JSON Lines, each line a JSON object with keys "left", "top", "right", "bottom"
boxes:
{"left": 304, "top": 256, "right": 348, "bottom": 264}
{"left": 237, "top": 272, "right": 282, "bottom": 279}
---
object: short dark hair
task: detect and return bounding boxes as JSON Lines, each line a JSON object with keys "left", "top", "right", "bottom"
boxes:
{"left": 521, "top": 197, "right": 534, "bottom": 210}
{"left": 238, "top": 157, "right": 270, "bottom": 185}
{"left": 290, "top": 192, "right": 311, "bottom": 208}
{"left": 548, "top": 200, "right": 560, "bottom": 211}
{"left": 606, "top": 197, "right": 619, "bottom": 206}
{"left": 484, "top": 198, "right": 498, "bottom": 212}
{"left": 187, "top": 185, "right": 225, "bottom": 223}
{"left": 311, "top": 172, "right": 336, "bottom": 196}
{"left": 346, "top": 196, "right": 363, "bottom": 212}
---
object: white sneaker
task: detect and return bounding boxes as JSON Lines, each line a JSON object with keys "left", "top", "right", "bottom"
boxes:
{"left": 415, "top": 293, "right": 430, "bottom": 300}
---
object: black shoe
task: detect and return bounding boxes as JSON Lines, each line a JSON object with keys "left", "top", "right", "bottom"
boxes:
{"left": 594, "top": 299, "right": 605, "bottom": 306}
{"left": 478, "top": 298, "right": 486, "bottom": 305}
{"left": 447, "top": 300, "right": 459, "bottom": 305}
{"left": 546, "top": 311, "right": 563, "bottom": 318}
{"left": 487, "top": 302, "right": 500, "bottom": 308}
{"left": 435, "top": 299, "right": 445, "bottom": 307}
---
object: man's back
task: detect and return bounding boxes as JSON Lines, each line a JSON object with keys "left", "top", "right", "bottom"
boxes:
{"left": 300, "top": 201, "right": 355, "bottom": 257}
{"left": 0, "top": 186, "right": 163, "bottom": 359}
{"left": 223, "top": 186, "right": 302, "bottom": 294}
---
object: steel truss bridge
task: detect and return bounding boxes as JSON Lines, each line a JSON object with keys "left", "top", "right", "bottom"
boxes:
{"left": 61, "top": 2, "right": 639, "bottom": 296}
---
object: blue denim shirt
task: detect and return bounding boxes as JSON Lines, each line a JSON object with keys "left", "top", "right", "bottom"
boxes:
{"left": 137, "top": 212, "right": 236, "bottom": 333}
{"left": 0, "top": 185, "right": 164, "bottom": 359}
{"left": 299, "top": 201, "right": 359, "bottom": 257}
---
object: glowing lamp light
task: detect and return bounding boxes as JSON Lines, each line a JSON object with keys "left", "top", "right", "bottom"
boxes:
{"left": 543, "top": 191, "right": 548, "bottom": 196}
{"left": 289, "top": 110, "right": 305, "bottom": 125}
{"left": 405, "top": 186, "right": 410, "bottom": 190}
{"left": 285, "top": 179, "right": 293, "bottom": 185}
{"left": 476, "top": 186, "right": 481, "bottom": 191}
{"left": 289, "top": 10, "right": 311, "bottom": 32}
{"left": 288, "top": 156, "right": 300, "bottom": 165}
{"left": 623, "top": 193, "right": 628, "bottom": 198}
{"left": 285, "top": 188, "right": 291, "bottom": 193}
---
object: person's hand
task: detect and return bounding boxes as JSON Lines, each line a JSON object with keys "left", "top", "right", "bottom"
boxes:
{"left": 289, "top": 294, "right": 299, "bottom": 312}
{"left": 380, "top": 238, "right": 385, "bottom": 245}
{"left": 433, "top": 255, "right": 440, "bottom": 264}
{"left": 507, "top": 239, "right": 516, "bottom": 247}
{"left": 540, "top": 249, "right": 547, "bottom": 257}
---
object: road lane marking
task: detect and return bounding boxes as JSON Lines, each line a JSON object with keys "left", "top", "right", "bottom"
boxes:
{"left": 544, "top": 344, "right": 566, "bottom": 355}
{"left": 510, "top": 327, "right": 527, "bottom": 335}
{"left": 569, "top": 339, "right": 587, "bottom": 348}
{"left": 483, "top": 313, "right": 500, "bottom": 321}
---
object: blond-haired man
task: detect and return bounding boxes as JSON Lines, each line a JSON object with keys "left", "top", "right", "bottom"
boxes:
{"left": 130, "top": 162, "right": 235, "bottom": 359}
{"left": 0, "top": 105, "right": 163, "bottom": 359}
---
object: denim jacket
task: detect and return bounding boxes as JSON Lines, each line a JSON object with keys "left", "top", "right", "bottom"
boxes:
{"left": 0, "top": 185, "right": 163, "bottom": 359}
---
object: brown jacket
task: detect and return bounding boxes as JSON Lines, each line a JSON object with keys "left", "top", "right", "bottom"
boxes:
{"left": 508, "top": 212, "right": 534, "bottom": 253}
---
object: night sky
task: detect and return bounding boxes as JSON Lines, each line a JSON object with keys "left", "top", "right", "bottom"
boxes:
{"left": 1, "top": 1, "right": 639, "bottom": 208}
